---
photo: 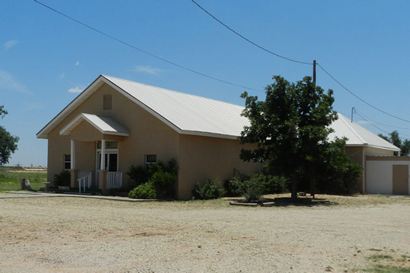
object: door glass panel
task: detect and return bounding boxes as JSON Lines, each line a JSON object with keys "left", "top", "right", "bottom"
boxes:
{"left": 96, "top": 151, "right": 118, "bottom": 171}
{"left": 108, "top": 153, "right": 117, "bottom": 171}
{"left": 97, "top": 153, "right": 101, "bottom": 170}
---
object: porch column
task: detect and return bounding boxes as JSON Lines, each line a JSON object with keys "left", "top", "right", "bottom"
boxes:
{"left": 70, "top": 139, "right": 76, "bottom": 169}
{"left": 99, "top": 139, "right": 107, "bottom": 193}
{"left": 100, "top": 139, "right": 105, "bottom": 171}
{"left": 70, "top": 139, "right": 77, "bottom": 188}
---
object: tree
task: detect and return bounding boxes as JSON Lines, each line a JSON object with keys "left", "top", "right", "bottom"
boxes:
{"left": 378, "top": 131, "right": 410, "bottom": 156}
{"left": 240, "top": 76, "right": 359, "bottom": 200}
{"left": 0, "top": 106, "right": 7, "bottom": 118}
{"left": 0, "top": 106, "right": 18, "bottom": 165}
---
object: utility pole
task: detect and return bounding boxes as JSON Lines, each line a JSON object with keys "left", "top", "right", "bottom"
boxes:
{"left": 351, "top": 107, "right": 356, "bottom": 122}
{"left": 312, "top": 60, "right": 317, "bottom": 86}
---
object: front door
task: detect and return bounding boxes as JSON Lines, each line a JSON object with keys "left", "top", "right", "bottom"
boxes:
{"left": 96, "top": 151, "right": 118, "bottom": 172}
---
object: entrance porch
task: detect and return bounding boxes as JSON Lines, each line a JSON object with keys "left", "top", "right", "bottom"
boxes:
{"left": 60, "top": 113, "right": 129, "bottom": 193}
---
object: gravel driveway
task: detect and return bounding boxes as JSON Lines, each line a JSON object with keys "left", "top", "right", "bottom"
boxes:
{"left": 0, "top": 195, "right": 409, "bottom": 273}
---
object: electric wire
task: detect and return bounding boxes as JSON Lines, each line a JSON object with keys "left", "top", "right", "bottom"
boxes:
{"left": 191, "top": 0, "right": 312, "bottom": 65}
{"left": 33, "top": 0, "right": 258, "bottom": 91}
{"left": 317, "top": 63, "right": 410, "bottom": 124}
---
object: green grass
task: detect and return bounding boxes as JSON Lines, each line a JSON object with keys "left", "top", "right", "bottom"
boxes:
{"left": 361, "top": 252, "right": 410, "bottom": 273}
{"left": 368, "top": 254, "right": 394, "bottom": 262}
{"left": 364, "top": 265, "right": 410, "bottom": 273}
{"left": 0, "top": 167, "right": 47, "bottom": 192}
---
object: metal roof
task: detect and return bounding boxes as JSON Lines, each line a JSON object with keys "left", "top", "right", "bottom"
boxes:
{"left": 60, "top": 113, "right": 129, "bottom": 137}
{"left": 38, "top": 75, "right": 400, "bottom": 152}
{"left": 329, "top": 113, "right": 399, "bottom": 151}
{"left": 104, "top": 75, "right": 248, "bottom": 138}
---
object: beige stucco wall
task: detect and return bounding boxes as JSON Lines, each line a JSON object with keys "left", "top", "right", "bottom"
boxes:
{"left": 46, "top": 83, "right": 180, "bottom": 187}
{"left": 365, "top": 147, "right": 395, "bottom": 157}
{"left": 178, "top": 135, "right": 259, "bottom": 199}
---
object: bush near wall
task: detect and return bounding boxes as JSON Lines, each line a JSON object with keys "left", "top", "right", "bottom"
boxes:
{"left": 127, "top": 159, "right": 177, "bottom": 199}
{"left": 53, "top": 170, "right": 70, "bottom": 187}
{"left": 128, "top": 182, "right": 156, "bottom": 199}
{"left": 192, "top": 179, "right": 224, "bottom": 200}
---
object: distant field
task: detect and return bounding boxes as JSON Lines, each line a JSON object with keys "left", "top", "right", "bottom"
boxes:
{"left": 0, "top": 167, "right": 47, "bottom": 191}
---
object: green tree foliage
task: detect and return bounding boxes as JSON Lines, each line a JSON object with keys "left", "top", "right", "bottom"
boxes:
{"left": 240, "top": 76, "right": 359, "bottom": 199}
{"left": 378, "top": 131, "right": 410, "bottom": 156}
{"left": 0, "top": 106, "right": 18, "bottom": 165}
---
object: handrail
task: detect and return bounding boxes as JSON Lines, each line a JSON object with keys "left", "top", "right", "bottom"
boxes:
{"left": 78, "top": 172, "right": 92, "bottom": 193}
{"left": 106, "top": 171, "right": 123, "bottom": 189}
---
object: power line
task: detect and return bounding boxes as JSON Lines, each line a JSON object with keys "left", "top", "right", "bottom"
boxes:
{"left": 33, "top": 0, "right": 258, "bottom": 92}
{"left": 355, "top": 110, "right": 410, "bottom": 139}
{"left": 355, "top": 110, "right": 410, "bottom": 131}
{"left": 317, "top": 63, "right": 410, "bottom": 124}
{"left": 191, "top": 0, "right": 410, "bottom": 125}
{"left": 191, "top": 0, "right": 312, "bottom": 65}
{"left": 354, "top": 111, "right": 390, "bottom": 134}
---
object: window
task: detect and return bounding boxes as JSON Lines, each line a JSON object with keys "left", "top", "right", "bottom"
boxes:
{"left": 103, "top": 94, "right": 112, "bottom": 110}
{"left": 144, "top": 154, "right": 157, "bottom": 165}
{"left": 96, "top": 141, "right": 118, "bottom": 149}
{"left": 64, "top": 154, "right": 71, "bottom": 170}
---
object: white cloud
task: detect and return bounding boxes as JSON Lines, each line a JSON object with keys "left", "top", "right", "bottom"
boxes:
{"left": 67, "top": 86, "right": 83, "bottom": 93}
{"left": 3, "top": 40, "right": 18, "bottom": 50}
{"left": 75, "top": 61, "right": 80, "bottom": 66}
{"left": 132, "top": 65, "right": 161, "bottom": 76}
{"left": 0, "top": 70, "right": 29, "bottom": 94}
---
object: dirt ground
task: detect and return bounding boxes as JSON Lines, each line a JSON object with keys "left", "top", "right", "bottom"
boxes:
{"left": 0, "top": 195, "right": 409, "bottom": 273}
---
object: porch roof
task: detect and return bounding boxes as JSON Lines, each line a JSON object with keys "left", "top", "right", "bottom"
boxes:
{"left": 60, "top": 113, "right": 129, "bottom": 137}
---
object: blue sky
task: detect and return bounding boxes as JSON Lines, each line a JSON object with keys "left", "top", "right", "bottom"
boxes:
{"left": 1, "top": 0, "right": 410, "bottom": 166}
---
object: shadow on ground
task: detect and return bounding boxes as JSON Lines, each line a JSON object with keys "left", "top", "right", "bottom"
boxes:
{"left": 264, "top": 197, "right": 338, "bottom": 207}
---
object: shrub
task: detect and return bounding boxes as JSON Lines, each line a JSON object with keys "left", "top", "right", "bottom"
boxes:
{"left": 149, "top": 170, "right": 176, "bottom": 199}
{"left": 53, "top": 170, "right": 70, "bottom": 187}
{"left": 127, "top": 159, "right": 178, "bottom": 199}
{"left": 231, "top": 173, "right": 288, "bottom": 202}
{"left": 126, "top": 165, "right": 150, "bottom": 188}
{"left": 224, "top": 170, "right": 250, "bottom": 197}
{"left": 128, "top": 182, "right": 156, "bottom": 199}
{"left": 235, "top": 175, "right": 266, "bottom": 202}
{"left": 192, "top": 179, "right": 224, "bottom": 200}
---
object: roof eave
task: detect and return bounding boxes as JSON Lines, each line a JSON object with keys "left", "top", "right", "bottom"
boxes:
{"left": 36, "top": 75, "right": 105, "bottom": 139}
{"left": 345, "top": 143, "right": 400, "bottom": 152}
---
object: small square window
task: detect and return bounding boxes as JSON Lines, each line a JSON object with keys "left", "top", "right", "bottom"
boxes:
{"left": 144, "top": 154, "right": 157, "bottom": 165}
{"left": 103, "top": 95, "right": 112, "bottom": 110}
{"left": 64, "top": 154, "right": 71, "bottom": 170}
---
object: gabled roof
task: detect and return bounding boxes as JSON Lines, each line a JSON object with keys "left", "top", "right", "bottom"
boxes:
{"left": 60, "top": 113, "right": 129, "bottom": 137}
{"left": 329, "top": 113, "right": 399, "bottom": 151}
{"left": 37, "top": 75, "right": 248, "bottom": 139}
{"left": 37, "top": 75, "right": 400, "bottom": 152}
